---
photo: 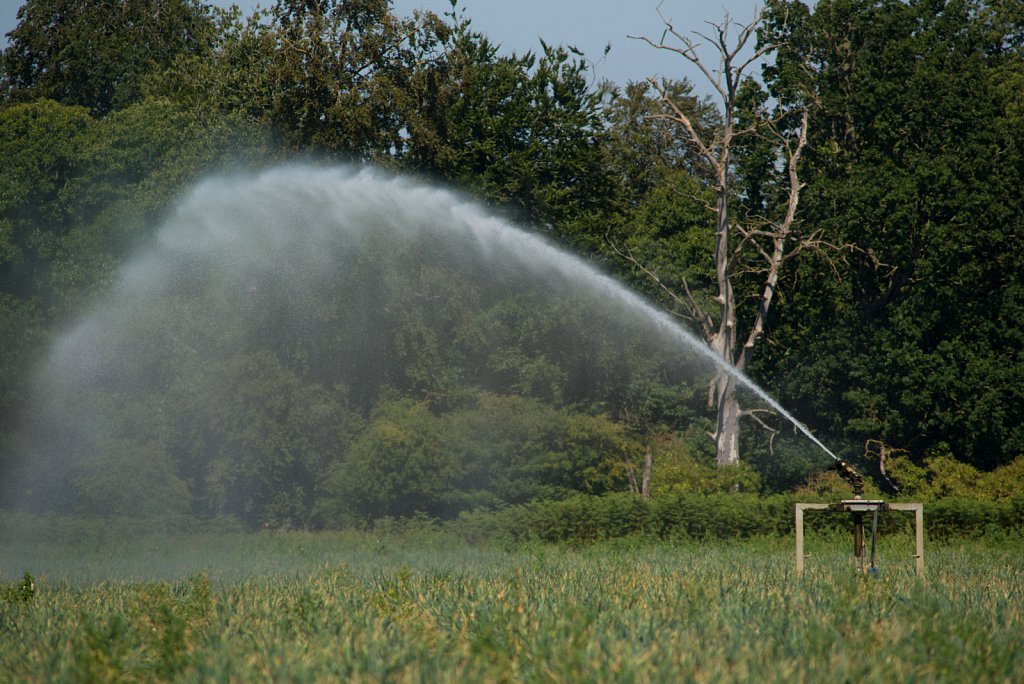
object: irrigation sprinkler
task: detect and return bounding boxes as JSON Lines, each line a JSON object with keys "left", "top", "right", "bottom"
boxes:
{"left": 795, "top": 460, "right": 924, "bottom": 578}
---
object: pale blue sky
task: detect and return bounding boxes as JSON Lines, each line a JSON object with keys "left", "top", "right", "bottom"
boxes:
{"left": 1, "top": 0, "right": 767, "bottom": 94}
{"left": 390, "top": 0, "right": 766, "bottom": 92}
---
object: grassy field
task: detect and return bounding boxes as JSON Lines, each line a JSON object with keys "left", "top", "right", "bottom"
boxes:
{"left": 1, "top": 528, "right": 1022, "bottom": 682}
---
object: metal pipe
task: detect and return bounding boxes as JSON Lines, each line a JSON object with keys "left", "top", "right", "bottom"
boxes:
{"left": 869, "top": 508, "right": 879, "bottom": 573}
{"left": 853, "top": 512, "right": 864, "bottom": 572}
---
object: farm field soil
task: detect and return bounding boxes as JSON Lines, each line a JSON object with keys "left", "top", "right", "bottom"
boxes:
{"left": 1, "top": 530, "right": 1022, "bottom": 682}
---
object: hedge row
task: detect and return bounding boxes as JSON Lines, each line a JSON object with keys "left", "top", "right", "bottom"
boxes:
{"left": 4, "top": 494, "right": 1022, "bottom": 545}
{"left": 451, "top": 492, "right": 1024, "bottom": 544}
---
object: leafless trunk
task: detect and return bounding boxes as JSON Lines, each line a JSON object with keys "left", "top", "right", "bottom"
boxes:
{"left": 625, "top": 454, "right": 639, "bottom": 495}
{"left": 714, "top": 375, "right": 741, "bottom": 466}
{"left": 626, "top": 444, "right": 655, "bottom": 497}
{"left": 632, "top": 9, "right": 809, "bottom": 467}
{"left": 641, "top": 444, "right": 653, "bottom": 498}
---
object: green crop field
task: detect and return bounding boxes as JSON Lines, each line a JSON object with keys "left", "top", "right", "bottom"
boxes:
{"left": 2, "top": 529, "right": 1022, "bottom": 682}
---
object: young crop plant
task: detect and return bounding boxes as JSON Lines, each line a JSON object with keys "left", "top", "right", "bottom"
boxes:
{"left": 0, "top": 531, "right": 1022, "bottom": 681}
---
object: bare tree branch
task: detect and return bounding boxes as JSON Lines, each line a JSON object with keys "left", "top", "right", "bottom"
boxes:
{"left": 738, "top": 108, "right": 809, "bottom": 373}
{"left": 607, "top": 238, "right": 716, "bottom": 339}
{"left": 741, "top": 407, "right": 779, "bottom": 455}
{"left": 645, "top": 78, "right": 717, "bottom": 167}
{"left": 625, "top": 6, "right": 810, "bottom": 466}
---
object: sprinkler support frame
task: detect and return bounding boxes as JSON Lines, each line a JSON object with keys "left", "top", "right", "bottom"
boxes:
{"left": 794, "top": 458, "right": 925, "bottom": 577}
{"left": 796, "top": 459, "right": 923, "bottom": 577}
{"left": 795, "top": 501, "right": 924, "bottom": 577}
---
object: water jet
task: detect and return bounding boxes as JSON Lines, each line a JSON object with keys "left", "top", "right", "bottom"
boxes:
{"left": 9, "top": 164, "right": 846, "bottom": 522}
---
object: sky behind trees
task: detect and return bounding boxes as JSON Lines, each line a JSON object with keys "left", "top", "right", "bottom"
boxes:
{"left": 1, "top": 0, "right": 766, "bottom": 92}
{"left": 389, "top": 0, "right": 765, "bottom": 91}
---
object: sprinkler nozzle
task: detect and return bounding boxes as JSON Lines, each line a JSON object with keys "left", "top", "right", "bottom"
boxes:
{"left": 834, "top": 460, "right": 865, "bottom": 498}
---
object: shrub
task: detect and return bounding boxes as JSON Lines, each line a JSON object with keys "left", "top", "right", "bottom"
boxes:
{"left": 880, "top": 452, "right": 1024, "bottom": 501}
{"left": 1, "top": 572, "right": 36, "bottom": 605}
{"left": 449, "top": 491, "right": 1024, "bottom": 545}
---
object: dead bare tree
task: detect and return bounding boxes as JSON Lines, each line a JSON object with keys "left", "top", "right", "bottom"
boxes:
{"left": 624, "top": 444, "right": 654, "bottom": 498}
{"left": 630, "top": 8, "right": 810, "bottom": 466}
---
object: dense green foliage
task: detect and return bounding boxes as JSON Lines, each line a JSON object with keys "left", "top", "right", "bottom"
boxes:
{"left": 454, "top": 491, "right": 1024, "bottom": 544}
{"left": 1, "top": 0, "right": 216, "bottom": 115}
{"left": 759, "top": 0, "right": 1024, "bottom": 468}
{"left": 1, "top": 532, "right": 1022, "bottom": 681}
{"left": 2, "top": 0, "right": 1023, "bottom": 527}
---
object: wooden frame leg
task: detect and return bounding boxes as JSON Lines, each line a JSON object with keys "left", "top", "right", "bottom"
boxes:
{"left": 796, "top": 506, "right": 804, "bottom": 577}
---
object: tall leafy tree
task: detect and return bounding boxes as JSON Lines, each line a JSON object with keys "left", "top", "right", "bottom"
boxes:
{"left": 0, "top": 94, "right": 268, "bottom": 510}
{"left": 146, "top": 3, "right": 616, "bottom": 231}
{"left": 761, "top": 0, "right": 1024, "bottom": 469}
{"left": 257, "top": 0, "right": 448, "bottom": 158}
{"left": 392, "top": 15, "right": 615, "bottom": 230}
{"left": 1, "top": 0, "right": 216, "bottom": 115}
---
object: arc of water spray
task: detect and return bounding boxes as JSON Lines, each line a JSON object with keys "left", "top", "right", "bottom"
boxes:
{"left": 445, "top": 195, "right": 842, "bottom": 465}
{"left": 40, "top": 165, "right": 843, "bottom": 470}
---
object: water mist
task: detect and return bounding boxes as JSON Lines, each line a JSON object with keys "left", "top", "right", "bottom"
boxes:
{"left": 6, "top": 164, "right": 837, "bottom": 522}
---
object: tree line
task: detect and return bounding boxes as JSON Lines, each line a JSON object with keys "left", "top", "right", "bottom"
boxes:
{"left": 1, "top": 0, "right": 1021, "bottom": 527}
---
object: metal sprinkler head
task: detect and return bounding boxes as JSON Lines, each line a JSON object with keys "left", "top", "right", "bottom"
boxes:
{"left": 833, "top": 459, "right": 864, "bottom": 498}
